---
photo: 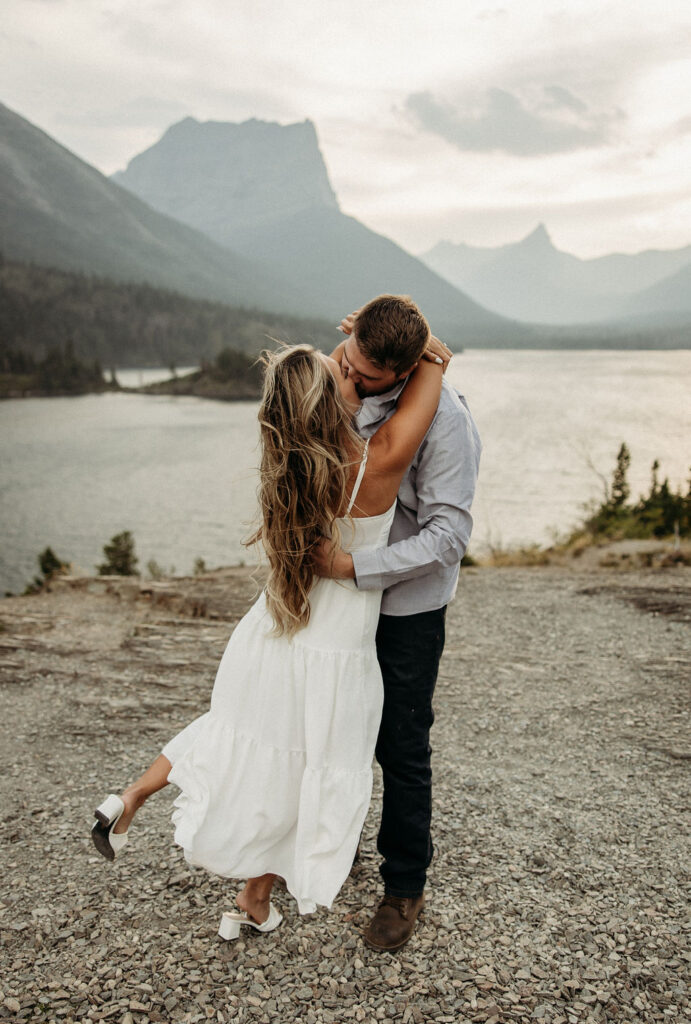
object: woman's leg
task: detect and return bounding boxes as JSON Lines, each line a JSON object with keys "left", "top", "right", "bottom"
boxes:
{"left": 113, "top": 754, "right": 172, "bottom": 833}
{"left": 114, "top": 756, "right": 275, "bottom": 924}
{"left": 236, "top": 873, "right": 277, "bottom": 924}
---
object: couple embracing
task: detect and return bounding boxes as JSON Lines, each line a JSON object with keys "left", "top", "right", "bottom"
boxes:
{"left": 92, "top": 294, "right": 481, "bottom": 952}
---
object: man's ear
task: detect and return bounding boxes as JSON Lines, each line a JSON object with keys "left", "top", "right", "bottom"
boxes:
{"left": 398, "top": 362, "right": 417, "bottom": 379}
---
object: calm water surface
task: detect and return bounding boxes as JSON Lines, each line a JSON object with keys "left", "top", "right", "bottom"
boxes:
{"left": 1, "top": 350, "right": 689, "bottom": 594}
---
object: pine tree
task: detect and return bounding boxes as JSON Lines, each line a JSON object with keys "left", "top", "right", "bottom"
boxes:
{"left": 98, "top": 531, "right": 139, "bottom": 576}
{"left": 610, "top": 443, "right": 631, "bottom": 510}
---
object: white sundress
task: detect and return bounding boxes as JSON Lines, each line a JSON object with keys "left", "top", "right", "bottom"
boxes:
{"left": 161, "top": 444, "right": 395, "bottom": 913}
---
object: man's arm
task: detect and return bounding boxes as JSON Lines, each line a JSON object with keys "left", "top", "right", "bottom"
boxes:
{"left": 351, "top": 396, "right": 481, "bottom": 590}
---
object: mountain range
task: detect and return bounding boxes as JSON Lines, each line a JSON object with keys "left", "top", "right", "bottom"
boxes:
{"left": 0, "top": 102, "right": 519, "bottom": 348}
{"left": 111, "top": 116, "right": 517, "bottom": 344}
{"left": 420, "top": 225, "right": 691, "bottom": 325}
{"left": 1, "top": 99, "right": 689, "bottom": 354}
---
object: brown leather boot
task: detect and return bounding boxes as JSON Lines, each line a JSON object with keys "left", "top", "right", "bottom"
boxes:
{"left": 363, "top": 894, "right": 424, "bottom": 951}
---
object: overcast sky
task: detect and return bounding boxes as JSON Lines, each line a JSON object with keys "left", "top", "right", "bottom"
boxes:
{"left": 2, "top": 0, "right": 690, "bottom": 257}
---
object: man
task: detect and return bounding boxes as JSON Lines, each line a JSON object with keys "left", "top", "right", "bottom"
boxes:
{"left": 313, "top": 294, "right": 482, "bottom": 951}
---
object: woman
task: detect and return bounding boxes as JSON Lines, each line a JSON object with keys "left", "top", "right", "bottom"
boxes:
{"left": 92, "top": 337, "right": 444, "bottom": 938}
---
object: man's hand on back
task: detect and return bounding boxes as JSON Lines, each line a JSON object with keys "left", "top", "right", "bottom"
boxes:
{"left": 312, "top": 538, "right": 355, "bottom": 580}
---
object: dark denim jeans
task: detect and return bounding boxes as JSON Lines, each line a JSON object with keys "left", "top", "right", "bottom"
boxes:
{"left": 374, "top": 606, "right": 447, "bottom": 898}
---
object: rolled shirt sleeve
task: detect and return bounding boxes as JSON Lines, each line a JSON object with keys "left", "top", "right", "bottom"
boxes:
{"left": 351, "top": 387, "right": 481, "bottom": 600}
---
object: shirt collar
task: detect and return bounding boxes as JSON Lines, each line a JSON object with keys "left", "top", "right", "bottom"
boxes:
{"left": 355, "top": 377, "right": 409, "bottom": 432}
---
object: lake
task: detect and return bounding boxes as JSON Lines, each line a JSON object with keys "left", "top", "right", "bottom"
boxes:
{"left": 1, "top": 350, "right": 689, "bottom": 595}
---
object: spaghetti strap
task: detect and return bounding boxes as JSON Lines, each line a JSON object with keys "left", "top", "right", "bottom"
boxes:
{"left": 346, "top": 438, "right": 370, "bottom": 514}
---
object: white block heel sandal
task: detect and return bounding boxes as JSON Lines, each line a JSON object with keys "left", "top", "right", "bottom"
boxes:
{"left": 91, "top": 794, "right": 129, "bottom": 860}
{"left": 218, "top": 903, "right": 283, "bottom": 940}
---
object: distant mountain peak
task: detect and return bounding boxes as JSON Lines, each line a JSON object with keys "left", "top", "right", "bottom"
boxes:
{"left": 114, "top": 114, "right": 340, "bottom": 236}
{"left": 420, "top": 217, "right": 691, "bottom": 325}
{"left": 519, "top": 223, "right": 555, "bottom": 249}
{"left": 164, "top": 114, "right": 318, "bottom": 135}
{"left": 171, "top": 115, "right": 199, "bottom": 128}
{"left": 428, "top": 223, "right": 557, "bottom": 259}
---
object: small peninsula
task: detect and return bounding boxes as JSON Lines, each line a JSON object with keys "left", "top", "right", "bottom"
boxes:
{"left": 135, "top": 348, "right": 262, "bottom": 401}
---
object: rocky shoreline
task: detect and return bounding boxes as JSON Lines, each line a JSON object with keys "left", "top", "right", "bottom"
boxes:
{"left": 0, "top": 564, "right": 689, "bottom": 1023}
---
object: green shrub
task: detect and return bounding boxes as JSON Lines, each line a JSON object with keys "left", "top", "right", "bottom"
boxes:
{"left": 24, "top": 546, "right": 69, "bottom": 594}
{"left": 98, "top": 531, "right": 139, "bottom": 576}
{"left": 147, "top": 558, "right": 164, "bottom": 580}
{"left": 578, "top": 445, "right": 689, "bottom": 542}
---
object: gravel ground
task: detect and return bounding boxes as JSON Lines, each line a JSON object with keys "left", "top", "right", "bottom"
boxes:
{"left": 0, "top": 565, "right": 688, "bottom": 1024}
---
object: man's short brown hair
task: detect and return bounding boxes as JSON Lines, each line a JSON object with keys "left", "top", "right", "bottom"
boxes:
{"left": 353, "top": 295, "right": 430, "bottom": 376}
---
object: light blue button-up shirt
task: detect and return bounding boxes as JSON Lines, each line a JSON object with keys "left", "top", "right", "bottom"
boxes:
{"left": 351, "top": 377, "right": 482, "bottom": 616}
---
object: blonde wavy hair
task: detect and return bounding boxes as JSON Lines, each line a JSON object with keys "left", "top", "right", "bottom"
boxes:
{"left": 246, "top": 344, "right": 362, "bottom": 637}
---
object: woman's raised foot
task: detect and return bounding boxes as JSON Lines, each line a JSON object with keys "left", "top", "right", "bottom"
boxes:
{"left": 112, "top": 787, "right": 145, "bottom": 834}
{"left": 91, "top": 787, "right": 145, "bottom": 860}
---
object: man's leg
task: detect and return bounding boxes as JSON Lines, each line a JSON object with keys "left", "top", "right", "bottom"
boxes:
{"left": 364, "top": 607, "right": 446, "bottom": 949}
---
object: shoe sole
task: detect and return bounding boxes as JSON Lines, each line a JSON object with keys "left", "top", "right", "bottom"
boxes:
{"left": 91, "top": 822, "right": 115, "bottom": 861}
{"left": 363, "top": 935, "right": 413, "bottom": 951}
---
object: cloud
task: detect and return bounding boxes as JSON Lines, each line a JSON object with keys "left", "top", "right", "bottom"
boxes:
{"left": 674, "top": 115, "right": 691, "bottom": 135}
{"left": 542, "top": 85, "right": 588, "bottom": 115}
{"left": 405, "top": 86, "right": 622, "bottom": 156}
{"left": 475, "top": 7, "right": 507, "bottom": 21}
{"left": 59, "top": 96, "right": 191, "bottom": 130}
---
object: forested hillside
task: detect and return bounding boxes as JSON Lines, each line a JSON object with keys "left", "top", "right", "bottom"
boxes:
{"left": 0, "top": 258, "right": 337, "bottom": 368}
{"left": 0, "top": 101, "right": 301, "bottom": 314}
